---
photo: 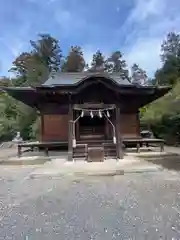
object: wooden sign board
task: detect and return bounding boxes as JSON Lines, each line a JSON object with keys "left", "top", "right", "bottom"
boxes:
{"left": 87, "top": 147, "right": 104, "bottom": 162}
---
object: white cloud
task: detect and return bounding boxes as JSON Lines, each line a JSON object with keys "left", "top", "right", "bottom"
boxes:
{"left": 48, "top": 0, "right": 56, "bottom": 3}
{"left": 83, "top": 45, "right": 98, "bottom": 66}
{"left": 121, "top": 0, "right": 180, "bottom": 77}
{"left": 83, "top": 50, "right": 93, "bottom": 66}
{"left": 54, "top": 8, "right": 87, "bottom": 37}
{"left": 129, "top": 0, "right": 164, "bottom": 23}
{"left": 125, "top": 37, "right": 162, "bottom": 76}
{"left": 0, "top": 38, "right": 25, "bottom": 57}
{"left": 0, "top": 38, "right": 25, "bottom": 76}
{"left": 9, "top": 40, "right": 25, "bottom": 57}
{"left": 55, "top": 10, "right": 71, "bottom": 26}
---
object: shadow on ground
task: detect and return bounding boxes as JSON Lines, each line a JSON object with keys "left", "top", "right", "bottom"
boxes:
{"left": 141, "top": 154, "right": 180, "bottom": 171}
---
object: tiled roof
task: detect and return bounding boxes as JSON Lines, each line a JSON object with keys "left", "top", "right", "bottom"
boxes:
{"left": 43, "top": 72, "right": 132, "bottom": 86}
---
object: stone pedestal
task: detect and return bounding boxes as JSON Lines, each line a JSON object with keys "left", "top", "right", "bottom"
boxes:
{"left": 12, "top": 132, "right": 23, "bottom": 143}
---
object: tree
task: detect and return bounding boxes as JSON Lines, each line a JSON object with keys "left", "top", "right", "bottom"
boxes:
{"left": 10, "top": 52, "right": 33, "bottom": 77}
{"left": 156, "top": 32, "right": 180, "bottom": 86}
{"left": 0, "top": 77, "right": 12, "bottom": 87}
{"left": 161, "top": 32, "right": 180, "bottom": 63}
{"left": 0, "top": 92, "right": 19, "bottom": 141}
{"left": 154, "top": 56, "right": 180, "bottom": 86}
{"left": 131, "top": 63, "right": 148, "bottom": 85}
{"left": 30, "top": 34, "right": 63, "bottom": 72}
{"left": 5, "top": 34, "right": 63, "bottom": 141}
{"left": 141, "top": 32, "right": 180, "bottom": 143}
{"left": 61, "top": 46, "right": 85, "bottom": 72}
{"left": 88, "top": 50, "right": 106, "bottom": 72}
{"left": 106, "top": 51, "right": 129, "bottom": 78}
{"left": 10, "top": 53, "right": 49, "bottom": 86}
{"left": 10, "top": 34, "right": 62, "bottom": 86}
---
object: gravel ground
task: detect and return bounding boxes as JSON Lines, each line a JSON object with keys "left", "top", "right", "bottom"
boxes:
{"left": 0, "top": 167, "right": 180, "bottom": 239}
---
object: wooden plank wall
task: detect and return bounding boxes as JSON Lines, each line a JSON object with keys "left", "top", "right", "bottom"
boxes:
{"left": 100, "top": 112, "right": 140, "bottom": 140}
{"left": 40, "top": 110, "right": 140, "bottom": 142}
{"left": 120, "top": 113, "right": 140, "bottom": 138}
{"left": 41, "top": 114, "right": 69, "bottom": 142}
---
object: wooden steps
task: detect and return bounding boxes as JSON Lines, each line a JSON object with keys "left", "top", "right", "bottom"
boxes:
{"left": 73, "top": 144, "right": 88, "bottom": 161}
{"left": 73, "top": 139, "right": 117, "bottom": 161}
{"left": 103, "top": 143, "right": 116, "bottom": 159}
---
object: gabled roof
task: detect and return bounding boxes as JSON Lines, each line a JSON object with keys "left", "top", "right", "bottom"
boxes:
{"left": 1, "top": 72, "right": 172, "bottom": 110}
{"left": 42, "top": 72, "right": 132, "bottom": 87}
{"left": 0, "top": 87, "right": 39, "bottom": 108}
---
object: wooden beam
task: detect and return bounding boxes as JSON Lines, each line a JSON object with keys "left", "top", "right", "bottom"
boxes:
{"left": 74, "top": 103, "right": 116, "bottom": 110}
{"left": 68, "top": 103, "right": 73, "bottom": 161}
{"left": 40, "top": 112, "right": 44, "bottom": 141}
{"left": 115, "top": 106, "right": 123, "bottom": 159}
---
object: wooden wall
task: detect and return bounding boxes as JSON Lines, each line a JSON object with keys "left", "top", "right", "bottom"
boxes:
{"left": 39, "top": 103, "right": 69, "bottom": 142}
{"left": 105, "top": 112, "right": 140, "bottom": 139}
{"left": 120, "top": 112, "right": 140, "bottom": 138}
{"left": 39, "top": 103, "right": 140, "bottom": 142}
{"left": 41, "top": 114, "right": 69, "bottom": 142}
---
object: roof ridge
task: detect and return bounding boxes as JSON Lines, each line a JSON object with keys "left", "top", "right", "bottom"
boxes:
{"left": 43, "top": 72, "right": 131, "bottom": 86}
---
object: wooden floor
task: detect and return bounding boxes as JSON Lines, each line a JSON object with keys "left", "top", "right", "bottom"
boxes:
{"left": 18, "top": 138, "right": 164, "bottom": 150}
{"left": 17, "top": 137, "right": 165, "bottom": 159}
{"left": 18, "top": 141, "right": 68, "bottom": 148}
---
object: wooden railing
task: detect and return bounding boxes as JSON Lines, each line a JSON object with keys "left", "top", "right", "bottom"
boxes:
{"left": 72, "top": 143, "right": 88, "bottom": 161}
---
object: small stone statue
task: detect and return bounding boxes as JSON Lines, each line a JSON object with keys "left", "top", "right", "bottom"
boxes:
{"left": 12, "top": 132, "right": 23, "bottom": 143}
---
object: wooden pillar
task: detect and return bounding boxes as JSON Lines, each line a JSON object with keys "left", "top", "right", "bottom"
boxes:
{"left": 105, "top": 118, "right": 111, "bottom": 140}
{"left": 40, "top": 112, "right": 44, "bottom": 142}
{"left": 68, "top": 104, "right": 73, "bottom": 161}
{"left": 75, "top": 111, "right": 80, "bottom": 140}
{"left": 136, "top": 110, "right": 141, "bottom": 137}
{"left": 17, "top": 145, "right": 21, "bottom": 158}
{"left": 115, "top": 106, "right": 123, "bottom": 159}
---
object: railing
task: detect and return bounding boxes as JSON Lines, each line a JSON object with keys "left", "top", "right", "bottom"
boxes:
{"left": 72, "top": 143, "right": 88, "bottom": 161}
{"left": 102, "top": 142, "right": 116, "bottom": 159}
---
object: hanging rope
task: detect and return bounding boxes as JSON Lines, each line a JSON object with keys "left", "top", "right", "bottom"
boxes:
{"left": 72, "top": 108, "right": 117, "bottom": 148}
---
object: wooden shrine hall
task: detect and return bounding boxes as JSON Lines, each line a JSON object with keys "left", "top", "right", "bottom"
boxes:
{"left": 3, "top": 72, "right": 171, "bottom": 161}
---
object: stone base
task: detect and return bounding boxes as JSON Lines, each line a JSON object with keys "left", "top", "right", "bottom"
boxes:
{"left": 0, "top": 156, "right": 50, "bottom": 165}
{"left": 126, "top": 151, "right": 179, "bottom": 158}
{"left": 30, "top": 157, "right": 162, "bottom": 178}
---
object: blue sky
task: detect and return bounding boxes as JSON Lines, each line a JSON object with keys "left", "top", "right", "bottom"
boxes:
{"left": 0, "top": 0, "right": 180, "bottom": 78}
